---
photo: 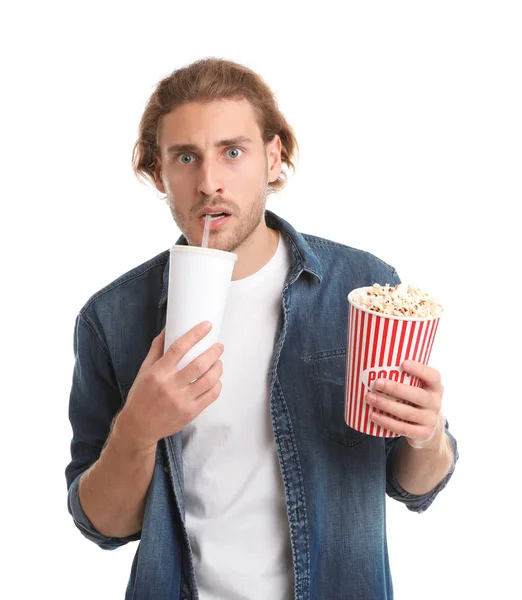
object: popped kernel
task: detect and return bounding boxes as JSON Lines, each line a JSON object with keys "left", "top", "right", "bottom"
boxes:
{"left": 350, "top": 283, "right": 443, "bottom": 318}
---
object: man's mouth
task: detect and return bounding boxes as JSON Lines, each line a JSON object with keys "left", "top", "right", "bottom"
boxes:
{"left": 201, "top": 212, "right": 230, "bottom": 222}
{"left": 197, "top": 211, "right": 232, "bottom": 231}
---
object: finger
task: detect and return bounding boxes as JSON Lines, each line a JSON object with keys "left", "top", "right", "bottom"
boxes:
{"left": 370, "top": 409, "right": 425, "bottom": 438}
{"left": 402, "top": 360, "right": 442, "bottom": 391}
{"left": 374, "top": 377, "right": 431, "bottom": 407}
{"left": 139, "top": 328, "right": 167, "bottom": 372}
{"left": 190, "top": 359, "right": 224, "bottom": 399}
{"left": 162, "top": 321, "right": 213, "bottom": 365}
{"left": 178, "top": 342, "right": 224, "bottom": 386}
{"left": 192, "top": 381, "right": 223, "bottom": 416}
{"left": 366, "top": 391, "right": 427, "bottom": 426}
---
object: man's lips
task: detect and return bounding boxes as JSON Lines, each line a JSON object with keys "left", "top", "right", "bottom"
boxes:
{"left": 196, "top": 206, "right": 232, "bottom": 219}
{"left": 198, "top": 213, "right": 232, "bottom": 230}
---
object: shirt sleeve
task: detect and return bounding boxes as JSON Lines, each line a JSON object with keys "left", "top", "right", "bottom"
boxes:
{"left": 65, "top": 313, "right": 140, "bottom": 549}
{"left": 385, "top": 418, "right": 459, "bottom": 513}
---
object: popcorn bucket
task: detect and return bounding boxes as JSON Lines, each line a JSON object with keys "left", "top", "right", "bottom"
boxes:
{"left": 345, "top": 287, "right": 441, "bottom": 437}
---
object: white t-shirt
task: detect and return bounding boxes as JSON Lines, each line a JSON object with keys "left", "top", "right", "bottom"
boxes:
{"left": 182, "top": 230, "right": 294, "bottom": 599}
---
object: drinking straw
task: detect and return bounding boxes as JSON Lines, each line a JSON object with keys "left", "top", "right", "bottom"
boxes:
{"left": 202, "top": 214, "right": 211, "bottom": 248}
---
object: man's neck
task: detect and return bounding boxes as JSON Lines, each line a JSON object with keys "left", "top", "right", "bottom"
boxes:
{"left": 231, "top": 226, "right": 279, "bottom": 281}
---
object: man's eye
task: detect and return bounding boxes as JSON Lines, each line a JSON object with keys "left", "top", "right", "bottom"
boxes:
{"left": 226, "top": 147, "right": 243, "bottom": 159}
{"left": 177, "top": 154, "right": 194, "bottom": 164}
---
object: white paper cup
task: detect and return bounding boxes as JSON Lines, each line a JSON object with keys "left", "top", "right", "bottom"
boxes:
{"left": 164, "top": 245, "right": 237, "bottom": 370}
{"left": 345, "top": 287, "right": 442, "bottom": 437}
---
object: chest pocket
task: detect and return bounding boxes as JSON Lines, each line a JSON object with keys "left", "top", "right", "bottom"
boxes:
{"left": 309, "top": 348, "right": 368, "bottom": 447}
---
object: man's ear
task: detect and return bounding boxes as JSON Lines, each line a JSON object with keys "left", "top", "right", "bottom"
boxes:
{"left": 267, "top": 134, "right": 282, "bottom": 183}
{"left": 154, "top": 156, "right": 166, "bottom": 194}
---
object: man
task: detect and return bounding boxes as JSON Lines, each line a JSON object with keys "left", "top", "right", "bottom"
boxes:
{"left": 66, "top": 58, "right": 458, "bottom": 600}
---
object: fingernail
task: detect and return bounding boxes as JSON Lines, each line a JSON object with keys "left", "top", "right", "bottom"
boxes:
{"left": 375, "top": 379, "right": 385, "bottom": 391}
{"left": 203, "top": 321, "right": 212, "bottom": 331}
{"left": 367, "top": 392, "right": 376, "bottom": 403}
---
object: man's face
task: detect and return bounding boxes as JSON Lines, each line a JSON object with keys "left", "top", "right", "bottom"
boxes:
{"left": 155, "top": 99, "right": 281, "bottom": 252}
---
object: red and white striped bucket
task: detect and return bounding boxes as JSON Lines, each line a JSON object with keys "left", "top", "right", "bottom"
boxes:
{"left": 345, "top": 287, "right": 441, "bottom": 437}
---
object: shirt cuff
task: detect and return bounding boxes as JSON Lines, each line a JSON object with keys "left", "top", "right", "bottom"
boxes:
{"left": 386, "top": 427, "right": 459, "bottom": 513}
{"left": 67, "top": 472, "right": 141, "bottom": 549}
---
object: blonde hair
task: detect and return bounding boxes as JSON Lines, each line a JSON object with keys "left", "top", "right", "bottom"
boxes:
{"left": 132, "top": 58, "right": 298, "bottom": 194}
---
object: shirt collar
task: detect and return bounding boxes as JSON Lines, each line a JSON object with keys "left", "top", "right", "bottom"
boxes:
{"left": 159, "top": 209, "right": 323, "bottom": 309}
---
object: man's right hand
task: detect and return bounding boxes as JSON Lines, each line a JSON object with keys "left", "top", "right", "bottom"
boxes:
{"left": 116, "top": 321, "right": 224, "bottom": 453}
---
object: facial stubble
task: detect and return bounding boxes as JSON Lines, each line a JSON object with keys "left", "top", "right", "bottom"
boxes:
{"left": 167, "top": 168, "right": 269, "bottom": 253}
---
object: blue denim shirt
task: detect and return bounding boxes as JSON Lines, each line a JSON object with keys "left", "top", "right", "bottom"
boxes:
{"left": 66, "top": 210, "right": 458, "bottom": 600}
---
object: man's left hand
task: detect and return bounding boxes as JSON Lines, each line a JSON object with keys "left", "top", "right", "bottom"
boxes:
{"left": 365, "top": 360, "right": 445, "bottom": 450}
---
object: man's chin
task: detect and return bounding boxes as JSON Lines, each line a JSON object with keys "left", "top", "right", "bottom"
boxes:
{"left": 208, "top": 238, "right": 236, "bottom": 254}
{"left": 182, "top": 230, "right": 233, "bottom": 253}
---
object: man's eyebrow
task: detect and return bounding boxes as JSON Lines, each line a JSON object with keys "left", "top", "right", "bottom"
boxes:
{"left": 166, "top": 136, "right": 253, "bottom": 155}
{"left": 216, "top": 136, "right": 253, "bottom": 148}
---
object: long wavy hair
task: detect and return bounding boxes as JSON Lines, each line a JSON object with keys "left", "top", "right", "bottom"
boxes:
{"left": 132, "top": 58, "right": 298, "bottom": 194}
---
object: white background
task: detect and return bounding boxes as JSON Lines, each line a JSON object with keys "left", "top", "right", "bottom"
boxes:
{"left": 2, "top": 1, "right": 521, "bottom": 598}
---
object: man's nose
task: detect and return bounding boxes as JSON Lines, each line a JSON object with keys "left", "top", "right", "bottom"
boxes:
{"left": 196, "top": 159, "right": 224, "bottom": 197}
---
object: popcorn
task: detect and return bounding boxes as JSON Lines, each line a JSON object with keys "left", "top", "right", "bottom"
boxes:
{"left": 350, "top": 283, "right": 443, "bottom": 318}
